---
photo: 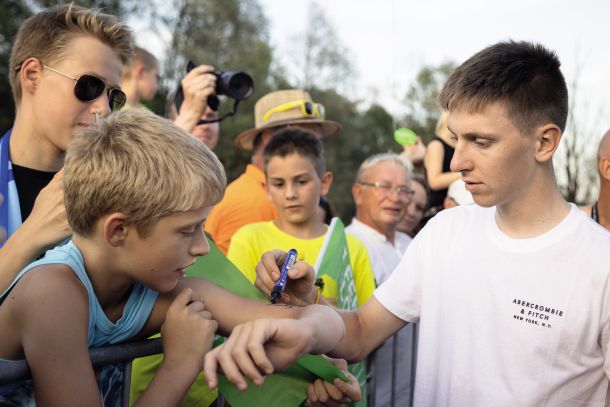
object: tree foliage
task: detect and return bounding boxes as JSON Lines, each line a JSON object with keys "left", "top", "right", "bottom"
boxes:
{"left": 301, "top": 2, "right": 353, "bottom": 92}
{"left": 0, "top": 0, "right": 31, "bottom": 133}
{"left": 401, "top": 61, "right": 455, "bottom": 143}
{"left": 162, "top": 0, "right": 276, "bottom": 181}
{"left": 554, "top": 62, "right": 601, "bottom": 204}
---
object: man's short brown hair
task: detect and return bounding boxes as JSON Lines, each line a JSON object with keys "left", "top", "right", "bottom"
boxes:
{"left": 438, "top": 40, "right": 568, "bottom": 134}
{"left": 64, "top": 109, "right": 226, "bottom": 237}
{"left": 9, "top": 4, "right": 133, "bottom": 105}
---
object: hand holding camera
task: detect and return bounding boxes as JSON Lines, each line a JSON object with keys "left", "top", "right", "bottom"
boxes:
{"left": 173, "top": 64, "right": 217, "bottom": 131}
{"left": 174, "top": 61, "right": 254, "bottom": 132}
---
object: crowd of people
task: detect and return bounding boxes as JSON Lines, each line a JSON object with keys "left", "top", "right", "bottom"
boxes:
{"left": 1, "top": 4, "right": 609, "bottom": 407}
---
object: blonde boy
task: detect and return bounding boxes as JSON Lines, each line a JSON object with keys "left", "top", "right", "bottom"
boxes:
{"left": 0, "top": 109, "right": 343, "bottom": 405}
{"left": 0, "top": 4, "right": 131, "bottom": 292}
{"left": 120, "top": 46, "right": 160, "bottom": 108}
{"left": 228, "top": 127, "right": 375, "bottom": 307}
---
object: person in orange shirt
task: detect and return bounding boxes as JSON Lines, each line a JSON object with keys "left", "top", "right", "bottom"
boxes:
{"left": 205, "top": 89, "right": 341, "bottom": 254}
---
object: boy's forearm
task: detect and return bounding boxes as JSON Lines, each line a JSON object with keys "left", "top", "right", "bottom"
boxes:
{"left": 133, "top": 360, "right": 200, "bottom": 407}
{"left": 300, "top": 304, "right": 345, "bottom": 355}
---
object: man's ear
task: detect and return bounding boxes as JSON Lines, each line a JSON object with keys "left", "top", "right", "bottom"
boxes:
{"left": 135, "top": 63, "right": 147, "bottom": 80}
{"left": 599, "top": 157, "right": 610, "bottom": 182}
{"left": 103, "top": 213, "right": 130, "bottom": 247}
{"left": 20, "top": 58, "right": 43, "bottom": 96}
{"left": 352, "top": 183, "right": 363, "bottom": 206}
{"left": 320, "top": 171, "right": 333, "bottom": 196}
{"left": 263, "top": 176, "right": 273, "bottom": 201}
{"left": 534, "top": 124, "right": 562, "bottom": 163}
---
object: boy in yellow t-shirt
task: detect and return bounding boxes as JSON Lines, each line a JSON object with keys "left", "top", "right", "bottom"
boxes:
{"left": 228, "top": 127, "right": 375, "bottom": 307}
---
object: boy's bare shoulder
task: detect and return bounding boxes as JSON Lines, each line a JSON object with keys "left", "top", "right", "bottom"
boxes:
{"left": 7, "top": 263, "right": 87, "bottom": 307}
{"left": 0, "top": 263, "right": 89, "bottom": 359}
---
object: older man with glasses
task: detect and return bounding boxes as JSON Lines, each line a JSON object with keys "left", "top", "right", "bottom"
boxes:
{"left": 581, "top": 129, "right": 610, "bottom": 231}
{"left": 346, "top": 153, "right": 415, "bottom": 407}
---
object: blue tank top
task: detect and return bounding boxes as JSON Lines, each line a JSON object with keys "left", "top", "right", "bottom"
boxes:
{"left": 0, "top": 240, "right": 159, "bottom": 406}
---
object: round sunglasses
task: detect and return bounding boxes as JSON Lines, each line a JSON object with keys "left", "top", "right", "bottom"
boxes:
{"left": 42, "top": 65, "right": 126, "bottom": 111}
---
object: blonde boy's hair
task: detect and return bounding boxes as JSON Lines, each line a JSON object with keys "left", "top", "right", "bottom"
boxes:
{"left": 9, "top": 4, "right": 133, "bottom": 104}
{"left": 122, "top": 46, "right": 159, "bottom": 80}
{"left": 435, "top": 111, "right": 450, "bottom": 138}
{"left": 64, "top": 109, "right": 226, "bottom": 236}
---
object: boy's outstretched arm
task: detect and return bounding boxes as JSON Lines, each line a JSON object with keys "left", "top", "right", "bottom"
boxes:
{"left": 0, "top": 171, "right": 71, "bottom": 293}
{"left": 202, "top": 305, "right": 345, "bottom": 391}
{"left": 254, "top": 250, "right": 407, "bottom": 362}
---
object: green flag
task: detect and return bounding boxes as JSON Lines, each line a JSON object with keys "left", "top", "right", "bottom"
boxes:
{"left": 188, "top": 239, "right": 348, "bottom": 407}
{"left": 314, "top": 218, "right": 368, "bottom": 407}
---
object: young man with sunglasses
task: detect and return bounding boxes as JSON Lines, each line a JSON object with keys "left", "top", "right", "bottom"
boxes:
{"left": 204, "top": 89, "right": 341, "bottom": 254}
{"left": 0, "top": 4, "right": 132, "bottom": 292}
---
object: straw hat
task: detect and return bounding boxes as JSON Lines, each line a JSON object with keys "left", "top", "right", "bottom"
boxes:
{"left": 234, "top": 89, "right": 341, "bottom": 150}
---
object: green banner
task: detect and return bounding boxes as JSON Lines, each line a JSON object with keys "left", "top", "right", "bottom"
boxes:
{"left": 314, "top": 218, "right": 367, "bottom": 407}
{"left": 188, "top": 239, "right": 347, "bottom": 407}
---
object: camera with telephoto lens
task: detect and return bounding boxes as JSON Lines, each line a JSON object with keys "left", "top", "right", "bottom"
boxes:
{"left": 214, "top": 71, "right": 254, "bottom": 101}
{"left": 174, "top": 61, "right": 254, "bottom": 124}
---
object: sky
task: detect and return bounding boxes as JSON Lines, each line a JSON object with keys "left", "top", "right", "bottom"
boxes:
{"left": 133, "top": 0, "right": 610, "bottom": 140}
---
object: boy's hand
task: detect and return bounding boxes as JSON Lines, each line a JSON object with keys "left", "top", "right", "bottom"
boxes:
{"left": 161, "top": 287, "right": 218, "bottom": 374}
{"left": 174, "top": 65, "right": 217, "bottom": 132}
{"left": 21, "top": 170, "right": 71, "bottom": 252}
{"left": 203, "top": 318, "right": 314, "bottom": 391}
{"left": 306, "top": 357, "right": 361, "bottom": 406}
{"left": 255, "top": 250, "right": 318, "bottom": 306}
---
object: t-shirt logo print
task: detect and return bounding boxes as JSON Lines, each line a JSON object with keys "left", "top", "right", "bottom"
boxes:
{"left": 512, "top": 298, "right": 565, "bottom": 329}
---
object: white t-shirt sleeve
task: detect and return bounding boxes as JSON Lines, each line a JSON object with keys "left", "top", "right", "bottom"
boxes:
{"left": 373, "top": 220, "right": 431, "bottom": 323}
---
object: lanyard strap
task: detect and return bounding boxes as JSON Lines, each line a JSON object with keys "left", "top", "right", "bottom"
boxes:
{"left": 0, "top": 129, "right": 23, "bottom": 243}
{"left": 0, "top": 129, "right": 12, "bottom": 232}
{"left": 592, "top": 201, "right": 599, "bottom": 224}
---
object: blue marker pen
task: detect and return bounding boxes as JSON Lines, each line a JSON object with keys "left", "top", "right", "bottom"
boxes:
{"left": 270, "top": 249, "right": 298, "bottom": 304}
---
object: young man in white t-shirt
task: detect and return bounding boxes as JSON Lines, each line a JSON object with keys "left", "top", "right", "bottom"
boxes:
{"left": 202, "top": 40, "right": 610, "bottom": 406}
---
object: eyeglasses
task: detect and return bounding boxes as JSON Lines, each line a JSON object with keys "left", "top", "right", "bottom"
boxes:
{"left": 358, "top": 181, "right": 414, "bottom": 200}
{"left": 262, "top": 100, "right": 325, "bottom": 122}
{"left": 43, "top": 65, "right": 126, "bottom": 111}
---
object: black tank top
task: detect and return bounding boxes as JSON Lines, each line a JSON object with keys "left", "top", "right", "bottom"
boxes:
{"left": 12, "top": 163, "right": 55, "bottom": 221}
{"left": 428, "top": 136, "right": 455, "bottom": 209}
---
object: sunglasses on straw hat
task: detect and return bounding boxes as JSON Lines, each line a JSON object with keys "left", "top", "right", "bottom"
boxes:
{"left": 262, "top": 100, "right": 325, "bottom": 122}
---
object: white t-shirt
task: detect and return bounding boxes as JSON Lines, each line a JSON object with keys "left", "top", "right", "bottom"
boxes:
{"left": 375, "top": 204, "right": 610, "bottom": 406}
{"left": 346, "top": 218, "right": 412, "bottom": 285}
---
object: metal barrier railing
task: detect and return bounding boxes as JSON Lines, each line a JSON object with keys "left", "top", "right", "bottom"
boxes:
{"left": 0, "top": 338, "right": 231, "bottom": 407}
{"left": 368, "top": 322, "right": 418, "bottom": 407}
{"left": 2, "top": 327, "right": 418, "bottom": 407}
{"left": 0, "top": 338, "right": 163, "bottom": 407}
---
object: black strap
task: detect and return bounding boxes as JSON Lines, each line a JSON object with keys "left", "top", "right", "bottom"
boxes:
{"left": 592, "top": 201, "right": 599, "bottom": 224}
